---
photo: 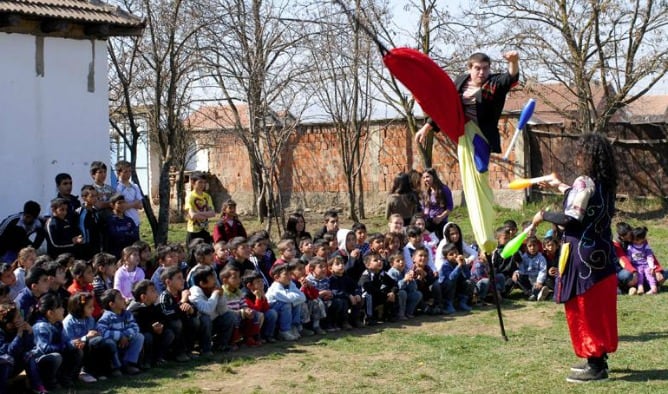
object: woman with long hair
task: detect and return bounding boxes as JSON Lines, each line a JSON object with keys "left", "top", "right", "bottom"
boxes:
{"left": 385, "top": 173, "right": 419, "bottom": 226}
{"left": 420, "top": 168, "right": 453, "bottom": 240}
{"left": 531, "top": 133, "right": 618, "bottom": 383}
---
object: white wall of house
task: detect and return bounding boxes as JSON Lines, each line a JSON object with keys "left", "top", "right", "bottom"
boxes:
{"left": 0, "top": 33, "right": 109, "bottom": 219}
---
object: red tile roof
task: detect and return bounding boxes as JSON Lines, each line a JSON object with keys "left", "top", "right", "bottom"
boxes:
{"left": 503, "top": 81, "right": 668, "bottom": 124}
{"left": 0, "top": 0, "right": 144, "bottom": 28}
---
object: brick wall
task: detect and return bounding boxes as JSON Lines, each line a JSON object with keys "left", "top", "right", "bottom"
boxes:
{"left": 195, "top": 116, "right": 529, "bottom": 215}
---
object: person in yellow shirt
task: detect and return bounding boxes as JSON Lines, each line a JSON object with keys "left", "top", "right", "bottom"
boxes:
{"left": 185, "top": 173, "right": 216, "bottom": 244}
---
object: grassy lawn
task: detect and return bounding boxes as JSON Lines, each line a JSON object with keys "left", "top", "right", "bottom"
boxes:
{"left": 107, "top": 198, "right": 668, "bottom": 393}
{"left": 77, "top": 290, "right": 668, "bottom": 393}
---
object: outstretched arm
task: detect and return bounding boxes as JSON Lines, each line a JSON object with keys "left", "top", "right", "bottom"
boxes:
{"left": 504, "top": 51, "right": 519, "bottom": 77}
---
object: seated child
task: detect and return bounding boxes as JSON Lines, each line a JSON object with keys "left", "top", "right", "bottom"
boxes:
{"left": 513, "top": 236, "right": 548, "bottom": 301}
{"left": 333, "top": 229, "right": 366, "bottom": 284}
{"left": 15, "top": 267, "right": 50, "bottom": 324}
{"left": 225, "top": 237, "right": 255, "bottom": 274}
{"left": 221, "top": 265, "right": 263, "bottom": 348}
{"left": 298, "top": 237, "right": 315, "bottom": 265}
{"left": 247, "top": 233, "right": 271, "bottom": 288}
{"left": 303, "top": 258, "right": 334, "bottom": 332}
{"left": 242, "top": 271, "right": 278, "bottom": 342}
{"left": 352, "top": 222, "right": 370, "bottom": 256}
{"left": 328, "top": 256, "right": 363, "bottom": 327}
{"left": 470, "top": 253, "right": 493, "bottom": 305}
{"left": 150, "top": 244, "right": 180, "bottom": 294}
{"left": 359, "top": 254, "right": 397, "bottom": 324}
{"left": 410, "top": 214, "right": 439, "bottom": 259}
{"left": 627, "top": 226, "right": 659, "bottom": 295}
{"left": 188, "top": 267, "right": 235, "bottom": 354}
{"left": 438, "top": 243, "right": 474, "bottom": 313}
{"left": 491, "top": 226, "right": 521, "bottom": 297}
{"left": 63, "top": 292, "right": 117, "bottom": 381}
{"left": 32, "top": 293, "right": 83, "bottom": 389}
{"left": 67, "top": 261, "right": 102, "bottom": 318}
{"left": 409, "top": 247, "right": 442, "bottom": 314}
{"left": 213, "top": 240, "right": 229, "bottom": 273}
{"left": 133, "top": 241, "right": 156, "bottom": 280}
{"left": 386, "top": 252, "right": 422, "bottom": 320}
{"left": 0, "top": 264, "right": 16, "bottom": 302}
{"left": 44, "top": 261, "right": 71, "bottom": 311}
{"left": 10, "top": 246, "right": 37, "bottom": 300}
{"left": 157, "top": 266, "right": 198, "bottom": 362}
{"left": 92, "top": 252, "right": 117, "bottom": 310}
{"left": 96, "top": 289, "right": 143, "bottom": 375}
{"left": 127, "top": 280, "right": 174, "bottom": 367}
{"left": 187, "top": 243, "right": 220, "bottom": 288}
{"left": 114, "top": 246, "right": 145, "bottom": 302}
{"left": 266, "top": 263, "right": 306, "bottom": 341}
{"left": 435, "top": 222, "right": 478, "bottom": 272}
{"left": 312, "top": 239, "right": 330, "bottom": 260}
{"left": 0, "top": 302, "right": 44, "bottom": 393}
{"left": 403, "top": 225, "right": 435, "bottom": 271}
{"left": 273, "top": 239, "right": 297, "bottom": 268}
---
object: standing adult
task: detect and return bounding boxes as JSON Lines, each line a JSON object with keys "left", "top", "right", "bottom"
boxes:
{"left": 531, "top": 133, "right": 618, "bottom": 383}
{"left": 385, "top": 173, "right": 419, "bottom": 226}
{"left": 0, "top": 201, "right": 46, "bottom": 262}
{"left": 419, "top": 168, "right": 453, "bottom": 240}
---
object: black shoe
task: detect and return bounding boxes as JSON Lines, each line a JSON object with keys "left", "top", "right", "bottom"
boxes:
{"left": 571, "top": 359, "right": 609, "bottom": 373}
{"left": 566, "top": 364, "right": 608, "bottom": 383}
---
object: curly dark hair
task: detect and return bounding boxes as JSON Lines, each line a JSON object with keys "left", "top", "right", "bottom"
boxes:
{"left": 576, "top": 133, "right": 617, "bottom": 194}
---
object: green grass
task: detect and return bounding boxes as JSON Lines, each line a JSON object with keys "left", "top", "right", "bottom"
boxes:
{"left": 72, "top": 291, "right": 668, "bottom": 393}
{"left": 105, "top": 199, "right": 668, "bottom": 393}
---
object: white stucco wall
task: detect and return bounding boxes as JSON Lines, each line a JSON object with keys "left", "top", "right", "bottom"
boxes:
{"left": 0, "top": 33, "right": 109, "bottom": 219}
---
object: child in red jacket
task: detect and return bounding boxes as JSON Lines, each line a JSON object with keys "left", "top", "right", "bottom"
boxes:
{"left": 241, "top": 271, "right": 277, "bottom": 343}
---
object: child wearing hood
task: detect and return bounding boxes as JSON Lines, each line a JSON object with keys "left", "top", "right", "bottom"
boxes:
{"left": 435, "top": 222, "right": 479, "bottom": 272}
{"left": 332, "top": 229, "right": 365, "bottom": 284}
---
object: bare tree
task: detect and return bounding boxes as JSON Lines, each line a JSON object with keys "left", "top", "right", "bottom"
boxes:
{"left": 367, "top": 1, "right": 467, "bottom": 168}
{"left": 465, "top": 0, "right": 668, "bottom": 133}
{"left": 301, "top": 1, "right": 379, "bottom": 220}
{"left": 196, "top": 0, "right": 309, "bottom": 231}
{"left": 108, "top": 0, "right": 203, "bottom": 245}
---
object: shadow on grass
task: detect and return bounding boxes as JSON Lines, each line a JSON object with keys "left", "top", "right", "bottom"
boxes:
{"left": 614, "top": 368, "right": 668, "bottom": 382}
{"left": 618, "top": 331, "right": 668, "bottom": 343}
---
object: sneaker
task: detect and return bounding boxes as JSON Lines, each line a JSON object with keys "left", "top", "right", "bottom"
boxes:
{"left": 314, "top": 327, "right": 326, "bottom": 335}
{"left": 155, "top": 358, "right": 168, "bottom": 366}
{"left": 458, "top": 301, "right": 472, "bottom": 312}
{"left": 537, "top": 287, "right": 551, "bottom": 301}
{"left": 110, "top": 369, "right": 123, "bottom": 378}
{"left": 300, "top": 328, "right": 315, "bottom": 337}
{"left": 278, "top": 330, "right": 298, "bottom": 341}
{"left": 97, "top": 375, "right": 108, "bottom": 381}
{"left": 628, "top": 287, "right": 637, "bottom": 295}
{"left": 398, "top": 315, "right": 408, "bottom": 321}
{"left": 647, "top": 286, "right": 658, "bottom": 295}
{"left": 566, "top": 364, "right": 608, "bottom": 383}
{"left": 341, "top": 322, "right": 353, "bottom": 330}
{"left": 175, "top": 353, "right": 190, "bottom": 363}
{"left": 637, "top": 286, "right": 645, "bottom": 295}
{"left": 78, "top": 372, "right": 97, "bottom": 383}
{"left": 290, "top": 326, "right": 301, "bottom": 338}
{"left": 528, "top": 294, "right": 537, "bottom": 301}
{"left": 122, "top": 365, "right": 141, "bottom": 375}
{"left": 571, "top": 359, "right": 609, "bottom": 373}
{"left": 443, "top": 304, "right": 456, "bottom": 315}
{"left": 263, "top": 336, "right": 277, "bottom": 343}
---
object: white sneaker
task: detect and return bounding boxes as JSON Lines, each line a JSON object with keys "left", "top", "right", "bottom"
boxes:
{"left": 290, "top": 326, "right": 301, "bottom": 338}
{"left": 537, "top": 287, "right": 551, "bottom": 301}
{"left": 79, "top": 372, "right": 97, "bottom": 383}
{"left": 278, "top": 330, "right": 298, "bottom": 341}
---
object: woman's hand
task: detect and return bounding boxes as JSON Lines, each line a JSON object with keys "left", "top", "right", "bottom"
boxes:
{"left": 415, "top": 123, "right": 432, "bottom": 145}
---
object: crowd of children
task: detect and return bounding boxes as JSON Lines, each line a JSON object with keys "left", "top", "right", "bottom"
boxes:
{"left": 0, "top": 164, "right": 665, "bottom": 393}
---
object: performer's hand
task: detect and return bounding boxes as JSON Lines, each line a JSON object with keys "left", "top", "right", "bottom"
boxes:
{"left": 503, "top": 50, "right": 519, "bottom": 63}
{"left": 531, "top": 210, "right": 544, "bottom": 228}
{"left": 415, "top": 123, "right": 432, "bottom": 145}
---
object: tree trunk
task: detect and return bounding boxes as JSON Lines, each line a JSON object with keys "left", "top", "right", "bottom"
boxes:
{"left": 155, "top": 160, "right": 172, "bottom": 246}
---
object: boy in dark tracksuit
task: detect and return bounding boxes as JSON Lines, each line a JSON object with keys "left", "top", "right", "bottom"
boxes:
{"left": 127, "top": 280, "right": 174, "bottom": 367}
{"left": 491, "top": 227, "right": 521, "bottom": 296}
{"left": 105, "top": 194, "right": 139, "bottom": 259}
{"left": 45, "top": 198, "right": 83, "bottom": 258}
{"left": 359, "top": 254, "right": 397, "bottom": 324}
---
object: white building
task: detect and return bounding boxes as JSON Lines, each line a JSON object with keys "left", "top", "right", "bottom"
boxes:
{"left": 0, "top": 0, "right": 143, "bottom": 219}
